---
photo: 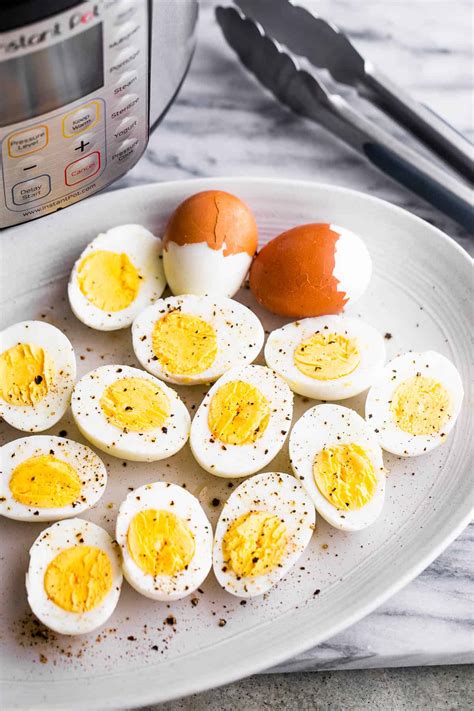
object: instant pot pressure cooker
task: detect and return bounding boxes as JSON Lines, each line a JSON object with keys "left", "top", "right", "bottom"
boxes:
{"left": 0, "top": 0, "right": 198, "bottom": 228}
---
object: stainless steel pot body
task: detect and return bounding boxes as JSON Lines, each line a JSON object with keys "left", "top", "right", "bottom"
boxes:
{"left": 0, "top": 0, "right": 198, "bottom": 227}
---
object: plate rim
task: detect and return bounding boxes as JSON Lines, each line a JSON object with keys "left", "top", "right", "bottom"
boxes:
{"left": 1, "top": 177, "right": 473, "bottom": 709}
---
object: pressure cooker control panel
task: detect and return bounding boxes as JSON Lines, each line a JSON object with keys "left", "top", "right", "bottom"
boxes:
{"left": 0, "top": 0, "right": 150, "bottom": 228}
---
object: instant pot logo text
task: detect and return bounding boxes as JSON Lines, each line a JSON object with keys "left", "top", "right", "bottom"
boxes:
{"left": 0, "top": 6, "right": 100, "bottom": 53}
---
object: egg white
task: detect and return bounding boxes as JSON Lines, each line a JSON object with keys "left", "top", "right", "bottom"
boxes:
{"left": 190, "top": 364, "right": 293, "bottom": 478}
{"left": 132, "top": 294, "right": 264, "bottom": 385}
{"left": 68, "top": 224, "right": 166, "bottom": 331}
{"left": 365, "top": 351, "right": 464, "bottom": 456}
{"left": 265, "top": 315, "right": 385, "bottom": 401}
{"left": 0, "top": 320, "right": 76, "bottom": 433}
{"left": 213, "top": 471, "right": 315, "bottom": 598}
{"left": 26, "top": 518, "right": 122, "bottom": 635}
{"left": 289, "top": 404, "right": 385, "bottom": 531}
{"left": 0, "top": 435, "right": 107, "bottom": 522}
{"left": 116, "top": 482, "right": 213, "bottom": 601}
{"left": 71, "top": 364, "right": 190, "bottom": 461}
{"left": 163, "top": 241, "right": 252, "bottom": 298}
{"left": 332, "top": 224, "right": 372, "bottom": 305}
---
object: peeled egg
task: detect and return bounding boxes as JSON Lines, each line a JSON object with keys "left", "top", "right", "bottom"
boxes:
{"left": 0, "top": 435, "right": 107, "bottom": 522}
{"left": 265, "top": 315, "right": 385, "bottom": 400}
{"left": 71, "top": 364, "right": 190, "bottom": 461}
{"left": 0, "top": 320, "right": 76, "bottom": 433}
{"left": 290, "top": 404, "right": 385, "bottom": 531}
{"left": 116, "top": 482, "right": 213, "bottom": 601}
{"left": 190, "top": 364, "right": 293, "bottom": 478}
{"left": 132, "top": 294, "right": 264, "bottom": 385}
{"left": 162, "top": 190, "right": 258, "bottom": 298}
{"left": 68, "top": 224, "right": 166, "bottom": 331}
{"left": 213, "top": 472, "right": 315, "bottom": 598}
{"left": 250, "top": 223, "right": 372, "bottom": 317}
{"left": 365, "top": 351, "right": 464, "bottom": 457}
{"left": 26, "top": 518, "right": 122, "bottom": 635}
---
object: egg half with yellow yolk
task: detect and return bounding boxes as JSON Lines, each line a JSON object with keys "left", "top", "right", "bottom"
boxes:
{"left": 0, "top": 320, "right": 76, "bottom": 433}
{"left": 365, "top": 351, "right": 464, "bottom": 457}
{"left": 116, "top": 482, "right": 213, "bottom": 601}
{"left": 0, "top": 435, "right": 107, "bottom": 522}
{"left": 26, "top": 518, "right": 122, "bottom": 635}
{"left": 68, "top": 224, "right": 166, "bottom": 331}
{"left": 290, "top": 404, "right": 385, "bottom": 531}
{"left": 213, "top": 472, "right": 315, "bottom": 598}
{"left": 264, "top": 315, "right": 385, "bottom": 401}
{"left": 71, "top": 364, "right": 190, "bottom": 461}
{"left": 190, "top": 364, "right": 293, "bottom": 478}
{"left": 132, "top": 294, "right": 264, "bottom": 385}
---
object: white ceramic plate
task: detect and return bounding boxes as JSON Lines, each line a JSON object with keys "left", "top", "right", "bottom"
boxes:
{"left": 0, "top": 178, "right": 472, "bottom": 710}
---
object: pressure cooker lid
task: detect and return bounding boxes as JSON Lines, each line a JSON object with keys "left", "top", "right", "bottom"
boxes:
{"left": 0, "top": 0, "right": 84, "bottom": 32}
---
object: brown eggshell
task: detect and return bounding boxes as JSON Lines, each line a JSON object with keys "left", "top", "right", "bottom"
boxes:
{"left": 163, "top": 190, "right": 258, "bottom": 257}
{"left": 249, "top": 223, "right": 347, "bottom": 317}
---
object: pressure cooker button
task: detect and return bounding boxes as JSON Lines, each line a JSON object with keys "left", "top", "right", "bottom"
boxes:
{"left": 71, "top": 133, "right": 96, "bottom": 154}
{"left": 8, "top": 125, "right": 48, "bottom": 158}
{"left": 113, "top": 115, "right": 138, "bottom": 141}
{"left": 63, "top": 102, "right": 100, "bottom": 138}
{"left": 12, "top": 175, "right": 51, "bottom": 205}
{"left": 109, "top": 46, "right": 140, "bottom": 73}
{"left": 109, "top": 21, "right": 139, "bottom": 49}
{"left": 17, "top": 156, "right": 45, "bottom": 173}
{"left": 111, "top": 138, "right": 140, "bottom": 163}
{"left": 113, "top": 0, "right": 136, "bottom": 24}
{"left": 114, "top": 70, "right": 138, "bottom": 97}
{"left": 65, "top": 152, "right": 101, "bottom": 186}
{"left": 111, "top": 94, "right": 140, "bottom": 120}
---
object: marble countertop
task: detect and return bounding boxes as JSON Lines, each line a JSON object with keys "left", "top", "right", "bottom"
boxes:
{"left": 115, "top": 0, "right": 473, "bottom": 672}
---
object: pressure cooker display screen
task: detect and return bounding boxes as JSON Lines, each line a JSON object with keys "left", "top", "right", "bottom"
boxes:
{"left": 0, "top": 24, "right": 104, "bottom": 127}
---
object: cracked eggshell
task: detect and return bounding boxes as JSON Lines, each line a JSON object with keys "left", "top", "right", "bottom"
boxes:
{"left": 249, "top": 223, "right": 372, "bottom": 317}
{"left": 162, "top": 190, "right": 258, "bottom": 298}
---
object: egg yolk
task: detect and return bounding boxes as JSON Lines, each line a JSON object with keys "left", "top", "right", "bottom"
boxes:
{"left": 313, "top": 443, "right": 377, "bottom": 510}
{"left": 208, "top": 380, "right": 270, "bottom": 445}
{"left": 222, "top": 511, "right": 287, "bottom": 578}
{"left": 100, "top": 376, "right": 170, "bottom": 431}
{"left": 127, "top": 509, "right": 195, "bottom": 577}
{"left": 0, "top": 343, "right": 55, "bottom": 407}
{"left": 151, "top": 311, "right": 218, "bottom": 376}
{"left": 294, "top": 332, "right": 360, "bottom": 380}
{"left": 391, "top": 375, "right": 451, "bottom": 436}
{"left": 9, "top": 454, "right": 82, "bottom": 508}
{"left": 77, "top": 250, "right": 141, "bottom": 312}
{"left": 44, "top": 545, "right": 112, "bottom": 613}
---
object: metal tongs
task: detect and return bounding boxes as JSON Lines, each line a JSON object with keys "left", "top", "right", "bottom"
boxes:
{"left": 216, "top": 0, "right": 474, "bottom": 231}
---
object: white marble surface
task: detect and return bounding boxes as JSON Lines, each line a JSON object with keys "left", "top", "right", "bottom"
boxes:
{"left": 114, "top": 0, "right": 473, "bottom": 672}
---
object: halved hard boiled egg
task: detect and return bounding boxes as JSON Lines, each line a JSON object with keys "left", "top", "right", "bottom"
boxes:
{"left": 0, "top": 435, "right": 107, "bottom": 522}
{"left": 26, "top": 518, "right": 122, "bottom": 635}
{"left": 68, "top": 224, "right": 166, "bottom": 331}
{"left": 0, "top": 320, "right": 76, "bottom": 432}
{"left": 116, "top": 482, "right": 213, "bottom": 601}
{"left": 365, "top": 351, "right": 464, "bottom": 456}
{"left": 163, "top": 190, "right": 258, "bottom": 298}
{"left": 213, "top": 472, "right": 315, "bottom": 598}
{"left": 265, "top": 315, "right": 385, "bottom": 400}
{"left": 71, "top": 365, "right": 190, "bottom": 461}
{"left": 190, "top": 364, "right": 293, "bottom": 478}
{"left": 290, "top": 404, "right": 385, "bottom": 531}
{"left": 132, "top": 294, "right": 264, "bottom": 385}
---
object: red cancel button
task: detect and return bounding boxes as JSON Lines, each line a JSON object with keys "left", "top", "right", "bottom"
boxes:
{"left": 65, "top": 151, "right": 101, "bottom": 186}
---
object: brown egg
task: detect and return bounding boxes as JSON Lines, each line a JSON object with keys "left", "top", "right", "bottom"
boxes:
{"left": 249, "top": 223, "right": 372, "bottom": 317}
{"left": 163, "top": 191, "right": 258, "bottom": 297}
